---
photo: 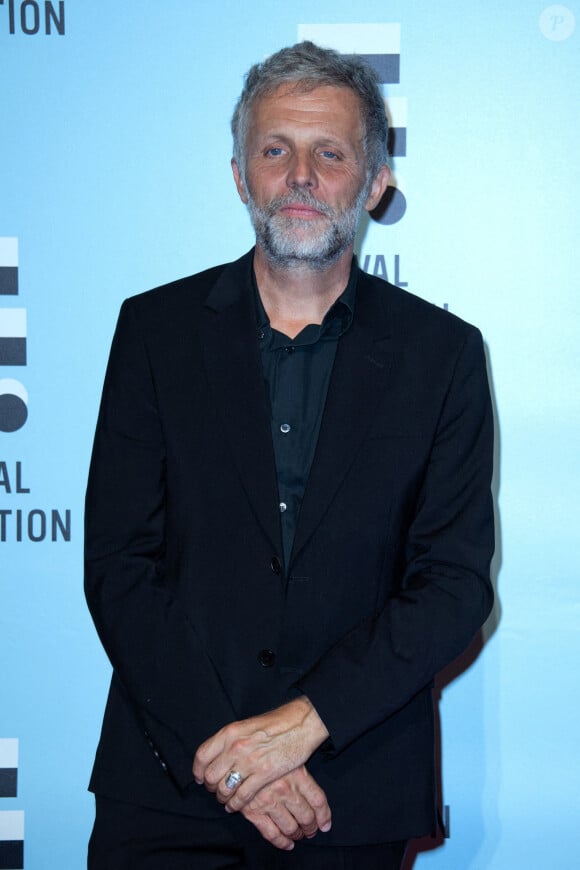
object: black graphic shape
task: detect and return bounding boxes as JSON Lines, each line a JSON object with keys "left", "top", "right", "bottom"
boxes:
{"left": 0, "top": 394, "right": 27, "bottom": 433}
{"left": 0, "top": 840, "right": 24, "bottom": 870}
{"left": 370, "top": 187, "right": 407, "bottom": 226}
{"left": 0, "top": 268, "right": 18, "bottom": 296}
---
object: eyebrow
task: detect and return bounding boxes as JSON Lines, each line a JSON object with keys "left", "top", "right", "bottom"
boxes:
{"left": 256, "top": 132, "right": 355, "bottom": 150}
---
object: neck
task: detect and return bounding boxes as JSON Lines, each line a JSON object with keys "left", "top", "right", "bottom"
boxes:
{"left": 253, "top": 243, "right": 353, "bottom": 339}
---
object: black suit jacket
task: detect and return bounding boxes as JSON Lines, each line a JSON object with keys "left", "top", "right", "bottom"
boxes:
{"left": 85, "top": 249, "right": 494, "bottom": 844}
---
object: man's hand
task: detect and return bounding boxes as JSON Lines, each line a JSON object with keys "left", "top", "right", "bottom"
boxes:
{"left": 192, "top": 697, "right": 329, "bottom": 812}
{"left": 241, "top": 766, "right": 332, "bottom": 851}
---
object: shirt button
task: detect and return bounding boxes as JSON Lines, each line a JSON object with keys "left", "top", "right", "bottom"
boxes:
{"left": 258, "top": 649, "right": 276, "bottom": 668}
{"left": 258, "top": 329, "right": 265, "bottom": 340}
{"left": 285, "top": 346, "right": 295, "bottom": 353}
{"left": 280, "top": 423, "right": 291, "bottom": 434}
{"left": 279, "top": 502, "right": 287, "bottom": 513}
{"left": 270, "top": 556, "right": 282, "bottom": 575}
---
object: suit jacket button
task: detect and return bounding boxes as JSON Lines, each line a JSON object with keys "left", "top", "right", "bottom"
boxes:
{"left": 270, "top": 556, "right": 282, "bottom": 575}
{"left": 258, "top": 649, "right": 276, "bottom": 668}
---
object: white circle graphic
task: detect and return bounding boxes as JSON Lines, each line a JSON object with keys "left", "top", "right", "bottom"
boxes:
{"left": 539, "top": 5, "right": 576, "bottom": 40}
{"left": 0, "top": 378, "right": 28, "bottom": 403}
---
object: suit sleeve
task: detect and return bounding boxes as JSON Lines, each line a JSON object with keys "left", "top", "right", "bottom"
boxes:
{"left": 84, "top": 300, "right": 237, "bottom": 790}
{"left": 296, "top": 327, "right": 495, "bottom": 753}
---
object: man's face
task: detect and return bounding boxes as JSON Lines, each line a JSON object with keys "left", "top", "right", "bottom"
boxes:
{"left": 232, "top": 84, "right": 388, "bottom": 270}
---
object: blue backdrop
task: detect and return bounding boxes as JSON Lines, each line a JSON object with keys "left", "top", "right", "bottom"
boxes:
{"left": 1, "top": 2, "right": 578, "bottom": 867}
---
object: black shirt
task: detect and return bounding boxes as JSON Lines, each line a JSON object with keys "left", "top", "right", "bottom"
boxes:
{"left": 254, "top": 261, "right": 357, "bottom": 569}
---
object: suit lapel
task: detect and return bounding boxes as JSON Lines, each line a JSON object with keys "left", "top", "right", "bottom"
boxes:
{"left": 201, "top": 251, "right": 282, "bottom": 556}
{"left": 290, "top": 271, "right": 394, "bottom": 566}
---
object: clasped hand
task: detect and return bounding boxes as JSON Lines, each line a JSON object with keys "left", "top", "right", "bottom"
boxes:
{"left": 193, "top": 697, "right": 331, "bottom": 850}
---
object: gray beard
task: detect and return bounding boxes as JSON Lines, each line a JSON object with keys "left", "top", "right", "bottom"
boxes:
{"left": 246, "top": 186, "right": 367, "bottom": 272}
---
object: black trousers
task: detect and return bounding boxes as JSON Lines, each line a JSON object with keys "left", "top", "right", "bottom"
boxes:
{"left": 88, "top": 797, "right": 408, "bottom": 870}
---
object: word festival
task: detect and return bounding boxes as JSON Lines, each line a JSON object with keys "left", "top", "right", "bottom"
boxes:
{"left": 0, "top": 460, "right": 71, "bottom": 542}
{"left": 0, "top": 0, "right": 64, "bottom": 35}
{"left": 362, "top": 253, "right": 408, "bottom": 288}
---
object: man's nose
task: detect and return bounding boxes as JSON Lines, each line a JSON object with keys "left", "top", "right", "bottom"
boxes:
{"left": 286, "top": 151, "right": 317, "bottom": 189}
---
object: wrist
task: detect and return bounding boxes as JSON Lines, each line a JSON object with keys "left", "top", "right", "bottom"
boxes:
{"left": 290, "top": 695, "right": 330, "bottom": 753}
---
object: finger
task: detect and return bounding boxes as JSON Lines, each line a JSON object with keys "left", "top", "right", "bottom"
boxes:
{"left": 294, "top": 769, "right": 332, "bottom": 833}
{"left": 203, "top": 734, "right": 264, "bottom": 800}
{"left": 277, "top": 807, "right": 313, "bottom": 839}
{"left": 258, "top": 774, "right": 317, "bottom": 836}
{"left": 192, "top": 732, "right": 226, "bottom": 784}
{"left": 264, "top": 804, "right": 305, "bottom": 842}
{"left": 224, "top": 773, "right": 272, "bottom": 812}
{"left": 216, "top": 770, "right": 245, "bottom": 801}
{"left": 285, "top": 800, "right": 317, "bottom": 839}
{"left": 200, "top": 740, "right": 249, "bottom": 795}
{"left": 206, "top": 763, "right": 246, "bottom": 798}
{"left": 243, "top": 810, "right": 295, "bottom": 852}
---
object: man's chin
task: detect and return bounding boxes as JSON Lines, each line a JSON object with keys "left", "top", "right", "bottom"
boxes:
{"left": 262, "top": 224, "right": 337, "bottom": 257}
{"left": 260, "top": 239, "right": 349, "bottom": 271}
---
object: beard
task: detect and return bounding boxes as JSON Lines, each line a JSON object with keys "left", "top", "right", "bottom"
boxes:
{"left": 246, "top": 184, "right": 368, "bottom": 271}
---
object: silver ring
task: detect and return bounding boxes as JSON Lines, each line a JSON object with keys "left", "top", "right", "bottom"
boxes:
{"left": 225, "top": 770, "right": 243, "bottom": 789}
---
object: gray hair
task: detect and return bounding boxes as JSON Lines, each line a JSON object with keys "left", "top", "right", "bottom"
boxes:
{"left": 231, "top": 41, "right": 389, "bottom": 182}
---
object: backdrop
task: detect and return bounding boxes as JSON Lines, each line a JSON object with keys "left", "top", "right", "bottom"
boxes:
{"left": 1, "top": 2, "right": 578, "bottom": 868}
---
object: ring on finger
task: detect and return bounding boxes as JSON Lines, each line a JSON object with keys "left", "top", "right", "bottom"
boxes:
{"left": 225, "top": 770, "right": 243, "bottom": 789}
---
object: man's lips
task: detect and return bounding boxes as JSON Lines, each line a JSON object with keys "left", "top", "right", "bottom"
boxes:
{"left": 278, "top": 203, "right": 326, "bottom": 219}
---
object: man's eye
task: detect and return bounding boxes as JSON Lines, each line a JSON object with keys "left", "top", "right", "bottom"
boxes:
{"left": 266, "top": 147, "right": 284, "bottom": 156}
{"left": 320, "top": 150, "right": 338, "bottom": 159}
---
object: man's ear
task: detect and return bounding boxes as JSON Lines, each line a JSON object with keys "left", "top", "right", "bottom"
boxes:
{"left": 364, "top": 165, "right": 391, "bottom": 212}
{"left": 231, "top": 158, "right": 249, "bottom": 204}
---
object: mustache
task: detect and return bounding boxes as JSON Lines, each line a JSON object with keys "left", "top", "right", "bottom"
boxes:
{"left": 265, "top": 189, "right": 335, "bottom": 218}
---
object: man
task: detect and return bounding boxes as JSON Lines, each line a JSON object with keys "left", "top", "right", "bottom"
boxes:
{"left": 85, "top": 41, "right": 494, "bottom": 869}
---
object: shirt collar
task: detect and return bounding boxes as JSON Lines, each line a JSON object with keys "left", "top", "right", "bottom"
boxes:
{"left": 254, "top": 257, "right": 358, "bottom": 348}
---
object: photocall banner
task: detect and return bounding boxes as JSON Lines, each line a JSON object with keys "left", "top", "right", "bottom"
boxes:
{"left": 1, "top": 2, "right": 578, "bottom": 867}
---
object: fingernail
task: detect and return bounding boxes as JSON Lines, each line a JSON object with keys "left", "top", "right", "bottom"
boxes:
{"left": 321, "top": 822, "right": 332, "bottom": 832}
{"left": 224, "top": 806, "right": 232, "bottom": 814}
{"left": 285, "top": 843, "right": 295, "bottom": 851}
{"left": 194, "top": 778, "right": 202, "bottom": 786}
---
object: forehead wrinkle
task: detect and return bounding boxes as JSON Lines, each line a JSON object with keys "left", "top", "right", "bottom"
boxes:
{"left": 249, "top": 88, "right": 365, "bottom": 150}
